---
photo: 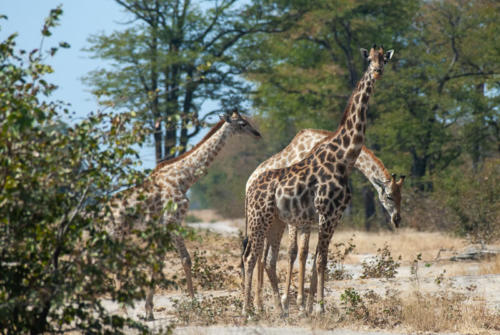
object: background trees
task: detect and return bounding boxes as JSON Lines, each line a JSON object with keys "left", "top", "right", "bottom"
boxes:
{"left": 192, "top": 0, "right": 499, "bottom": 238}
{"left": 84, "top": 0, "right": 302, "bottom": 163}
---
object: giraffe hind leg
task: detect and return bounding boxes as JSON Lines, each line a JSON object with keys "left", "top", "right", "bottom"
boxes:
{"left": 263, "top": 217, "right": 286, "bottom": 315}
{"left": 174, "top": 233, "right": 194, "bottom": 298}
{"left": 282, "top": 224, "right": 298, "bottom": 315}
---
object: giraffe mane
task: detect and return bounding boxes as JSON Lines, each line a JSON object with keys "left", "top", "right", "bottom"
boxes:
{"left": 154, "top": 119, "right": 225, "bottom": 171}
{"left": 363, "top": 148, "right": 391, "bottom": 180}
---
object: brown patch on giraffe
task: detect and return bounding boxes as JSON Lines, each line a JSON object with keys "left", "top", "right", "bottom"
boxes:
{"left": 342, "top": 135, "right": 350, "bottom": 148}
{"left": 346, "top": 119, "right": 353, "bottom": 129}
{"left": 353, "top": 134, "right": 364, "bottom": 144}
{"left": 362, "top": 94, "right": 370, "bottom": 104}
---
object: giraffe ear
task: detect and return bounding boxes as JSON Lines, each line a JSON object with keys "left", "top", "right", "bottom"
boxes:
{"left": 386, "top": 49, "right": 394, "bottom": 60}
{"left": 360, "top": 48, "right": 369, "bottom": 60}
{"left": 220, "top": 114, "right": 231, "bottom": 123}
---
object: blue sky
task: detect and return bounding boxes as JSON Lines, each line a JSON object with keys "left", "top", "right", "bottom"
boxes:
{"left": 0, "top": 1, "right": 164, "bottom": 169}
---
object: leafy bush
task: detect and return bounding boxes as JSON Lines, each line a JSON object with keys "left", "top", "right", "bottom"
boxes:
{"left": 327, "top": 236, "right": 356, "bottom": 280}
{"left": 0, "top": 10, "right": 176, "bottom": 334}
{"left": 360, "top": 244, "right": 401, "bottom": 279}
{"left": 172, "top": 295, "right": 243, "bottom": 325}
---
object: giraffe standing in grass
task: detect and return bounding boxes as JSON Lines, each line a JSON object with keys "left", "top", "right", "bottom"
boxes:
{"left": 246, "top": 129, "right": 405, "bottom": 313}
{"left": 243, "top": 46, "right": 394, "bottom": 315}
{"left": 107, "top": 111, "right": 261, "bottom": 320}
{"left": 250, "top": 138, "right": 405, "bottom": 314}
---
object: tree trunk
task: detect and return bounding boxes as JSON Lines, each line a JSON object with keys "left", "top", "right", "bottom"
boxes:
{"left": 151, "top": 24, "right": 162, "bottom": 163}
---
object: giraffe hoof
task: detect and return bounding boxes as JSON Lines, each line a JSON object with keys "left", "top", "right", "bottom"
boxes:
{"left": 140, "top": 313, "right": 155, "bottom": 321}
{"left": 314, "top": 303, "right": 325, "bottom": 315}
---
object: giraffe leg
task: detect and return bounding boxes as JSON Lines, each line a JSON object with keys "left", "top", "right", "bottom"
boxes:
{"left": 282, "top": 224, "right": 297, "bottom": 315}
{"left": 314, "top": 220, "right": 336, "bottom": 314}
{"left": 173, "top": 233, "right": 194, "bottom": 298}
{"left": 255, "top": 240, "right": 268, "bottom": 311}
{"left": 306, "top": 246, "right": 319, "bottom": 315}
{"left": 264, "top": 218, "right": 286, "bottom": 314}
{"left": 144, "top": 269, "right": 156, "bottom": 320}
{"left": 114, "top": 274, "right": 129, "bottom": 317}
{"left": 297, "top": 226, "right": 311, "bottom": 311}
{"left": 243, "top": 240, "right": 261, "bottom": 316}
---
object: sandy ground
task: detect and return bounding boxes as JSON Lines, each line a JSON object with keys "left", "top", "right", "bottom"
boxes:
{"left": 102, "top": 211, "right": 500, "bottom": 334}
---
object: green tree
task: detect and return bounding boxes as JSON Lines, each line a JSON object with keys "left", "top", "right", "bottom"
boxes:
{"left": 0, "top": 10, "right": 175, "bottom": 334}
{"left": 371, "top": 0, "right": 500, "bottom": 188}
{"left": 195, "top": 0, "right": 417, "bottom": 223}
{"left": 84, "top": 0, "right": 302, "bottom": 163}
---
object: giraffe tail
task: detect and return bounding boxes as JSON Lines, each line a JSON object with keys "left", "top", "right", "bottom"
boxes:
{"left": 240, "top": 193, "right": 250, "bottom": 279}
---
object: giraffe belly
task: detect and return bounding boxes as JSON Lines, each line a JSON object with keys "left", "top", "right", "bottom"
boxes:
{"left": 275, "top": 190, "right": 318, "bottom": 226}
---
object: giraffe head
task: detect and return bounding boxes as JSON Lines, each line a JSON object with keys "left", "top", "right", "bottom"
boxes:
{"left": 360, "top": 44, "right": 394, "bottom": 80}
{"left": 221, "top": 109, "right": 261, "bottom": 138}
{"left": 374, "top": 173, "right": 405, "bottom": 228}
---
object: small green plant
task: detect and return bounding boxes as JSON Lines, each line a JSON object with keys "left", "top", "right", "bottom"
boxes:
{"left": 172, "top": 295, "right": 243, "bottom": 325}
{"left": 340, "top": 288, "right": 368, "bottom": 320}
{"left": 434, "top": 269, "right": 446, "bottom": 285}
{"left": 191, "top": 249, "right": 238, "bottom": 290}
{"left": 361, "top": 244, "right": 401, "bottom": 279}
{"left": 328, "top": 236, "right": 356, "bottom": 280}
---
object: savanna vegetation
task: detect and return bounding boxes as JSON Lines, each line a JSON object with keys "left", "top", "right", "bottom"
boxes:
{"left": 1, "top": 0, "right": 499, "bottom": 334}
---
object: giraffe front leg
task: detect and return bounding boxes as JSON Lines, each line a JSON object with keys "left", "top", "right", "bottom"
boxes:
{"left": 297, "top": 226, "right": 311, "bottom": 311}
{"left": 173, "top": 233, "right": 194, "bottom": 298}
{"left": 145, "top": 278, "right": 155, "bottom": 320}
{"left": 282, "top": 224, "right": 297, "bottom": 315}
{"left": 306, "top": 246, "right": 319, "bottom": 315}
{"left": 242, "top": 243, "right": 259, "bottom": 316}
{"left": 314, "top": 220, "right": 336, "bottom": 315}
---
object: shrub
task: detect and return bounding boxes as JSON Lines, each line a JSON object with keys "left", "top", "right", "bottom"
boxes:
{"left": 360, "top": 244, "right": 401, "bottom": 279}
{"left": 327, "top": 236, "right": 356, "bottom": 280}
{"left": 0, "top": 10, "right": 175, "bottom": 334}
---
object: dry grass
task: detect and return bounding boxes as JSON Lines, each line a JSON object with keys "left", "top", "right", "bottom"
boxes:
{"left": 335, "top": 229, "right": 466, "bottom": 262}
{"left": 400, "top": 292, "right": 499, "bottom": 334}
{"left": 161, "top": 228, "right": 500, "bottom": 334}
{"left": 171, "top": 288, "right": 500, "bottom": 334}
{"left": 479, "top": 254, "right": 500, "bottom": 275}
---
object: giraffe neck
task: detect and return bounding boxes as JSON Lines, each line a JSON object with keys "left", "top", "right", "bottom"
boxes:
{"left": 354, "top": 148, "right": 390, "bottom": 195}
{"left": 334, "top": 69, "right": 375, "bottom": 168}
{"left": 154, "top": 121, "right": 234, "bottom": 193}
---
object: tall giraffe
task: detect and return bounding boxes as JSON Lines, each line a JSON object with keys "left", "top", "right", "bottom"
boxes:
{"left": 243, "top": 46, "right": 394, "bottom": 315}
{"left": 107, "top": 111, "right": 261, "bottom": 320}
{"left": 246, "top": 129, "right": 405, "bottom": 312}
{"left": 248, "top": 131, "right": 405, "bottom": 313}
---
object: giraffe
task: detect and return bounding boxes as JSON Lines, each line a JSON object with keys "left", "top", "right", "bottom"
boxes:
{"left": 243, "top": 45, "right": 394, "bottom": 315}
{"left": 106, "top": 110, "right": 261, "bottom": 320}
{"left": 247, "top": 130, "right": 405, "bottom": 313}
